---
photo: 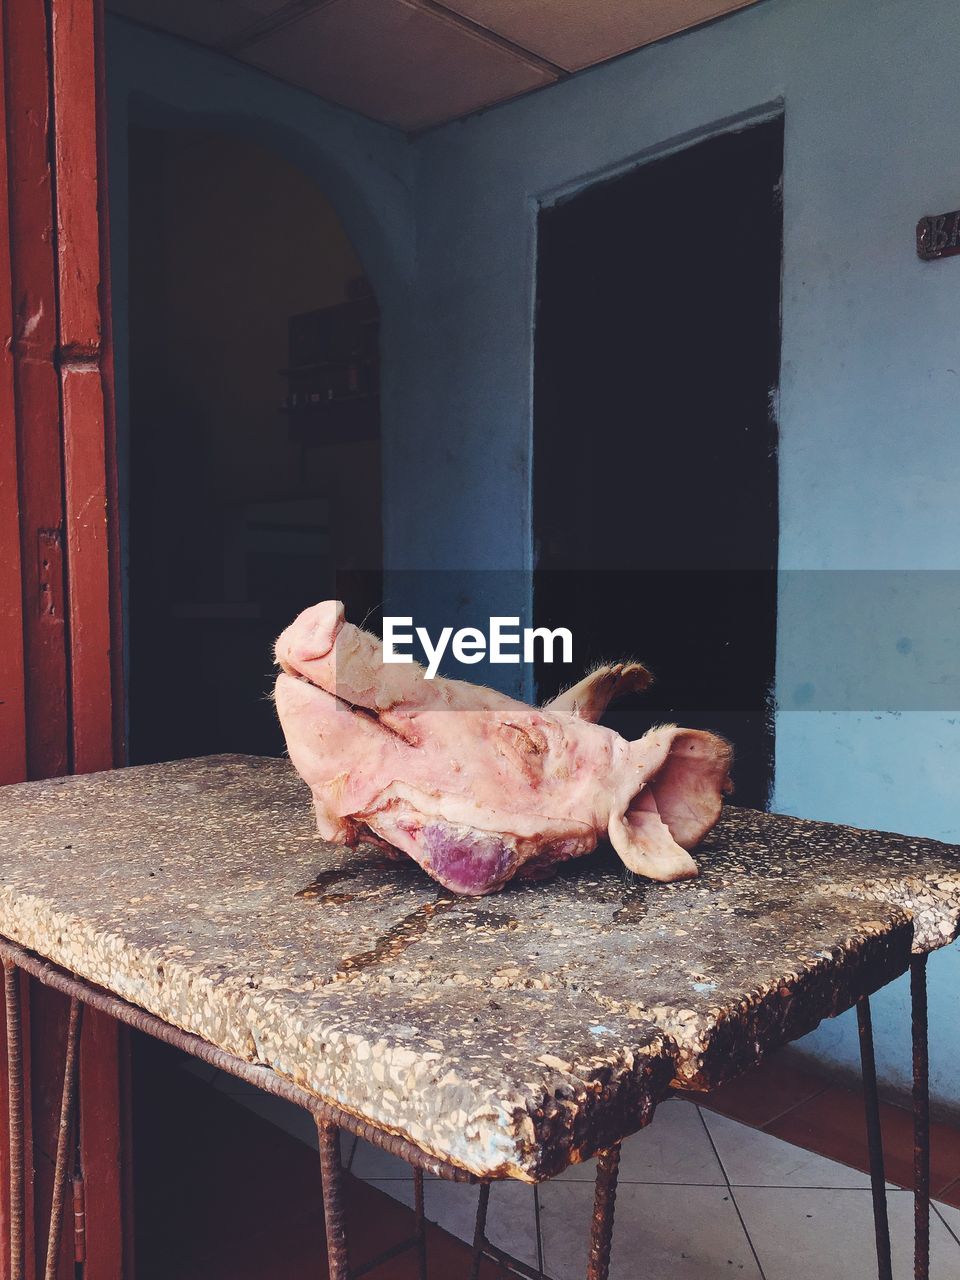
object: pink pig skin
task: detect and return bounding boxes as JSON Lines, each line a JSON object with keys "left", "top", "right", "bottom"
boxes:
{"left": 274, "top": 601, "right": 733, "bottom": 896}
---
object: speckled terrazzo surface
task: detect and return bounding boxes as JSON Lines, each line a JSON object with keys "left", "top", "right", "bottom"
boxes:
{"left": 0, "top": 756, "right": 957, "bottom": 1180}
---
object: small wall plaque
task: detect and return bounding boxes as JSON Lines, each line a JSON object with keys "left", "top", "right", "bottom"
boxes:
{"left": 917, "top": 210, "right": 960, "bottom": 260}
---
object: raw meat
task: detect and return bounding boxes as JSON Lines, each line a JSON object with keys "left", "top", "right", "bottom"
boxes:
{"left": 274, "top": 601, "right": 733, "bottom": 896}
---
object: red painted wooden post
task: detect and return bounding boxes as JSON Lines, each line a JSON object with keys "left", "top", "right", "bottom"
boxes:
{"left": 2, "top": 0, "right": 128, "bottom": 1274}
{"left": 0, "top": 3, "right": 26, "bottom": 787}
{"left": 51, "top": 0, "right": 115, "bottom": 775}
{"left": 93, "top": 0, "right": 126, "bottom": 769}
{"left": 78, "top": 1012, "right": 127, "bottom": 1279}
{"left": 2, "top": 0, "right": 64, "bottom": 1271}
{"left": 5, "top": 0, "right": 71, "bottom": 782}
{"left": 52, "top": 0, "right": 128, "bottom": 1271}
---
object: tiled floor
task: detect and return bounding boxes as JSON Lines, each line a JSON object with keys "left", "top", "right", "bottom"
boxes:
{"left": 689, "top": 1057, "right": 960, "bottom": 1206}
{"left": 197, "top": 1059, "right": 960, "bottom": 1279}
{"left": 135, "top": 1047, "right": 516, "bottom": 1279}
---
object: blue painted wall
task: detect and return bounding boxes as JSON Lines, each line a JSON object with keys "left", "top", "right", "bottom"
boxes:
{"left": 409, "top": 0, "right": 960, "bottom": 1112}
{"left": 108, "top": 0, "right": 960, "bottom": 1112}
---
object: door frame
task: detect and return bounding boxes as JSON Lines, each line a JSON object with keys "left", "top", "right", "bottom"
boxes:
{"left": 0, "top": 1, "right": 128, "bottom": 1275}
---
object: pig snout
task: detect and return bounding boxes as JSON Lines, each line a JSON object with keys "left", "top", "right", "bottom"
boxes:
{"left": 275, "top": 600, "right": 346, "bottom": 680}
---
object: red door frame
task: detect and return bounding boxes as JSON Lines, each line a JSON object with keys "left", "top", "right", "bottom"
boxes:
{"left": 0, "top": 0, "right": 25, "bottom": 789}
{"left": 51, "top": 0, "right": 117, "bottom": 777}
{"left": 0, "top": 0, "right": 122, "bottom": 781}
{"left": 3, "top": 0, "right": 69, "bottom": 783}
{"left": 1, "top": 1, "right": 128, "bottom": 1275}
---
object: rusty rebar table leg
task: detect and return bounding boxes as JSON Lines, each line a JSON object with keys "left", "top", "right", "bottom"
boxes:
{"left": 4, "top": 963, "right": 24, "bottom": 1280}
{"left": 0, "top": 937, "right": 556, "bottom": 1280}
{"left": 911, "top": 955, "right": 930, "bottom": 1280}
{"left": 857, "top": 995, "right": 893, "bottom": 1280}
{"left": 534, "top": 1184, "right": 546, "bottom": 1278}
{"left": 413, "top": 1167, "right": 428, "bottom": 1280}
{"left": 468, "top": 1182, "right": 491, "bottom": 1280}
{"left": 43, "top": 997, "right": 82, "bottom": 1280}
{"left": 586, "top": 1144, "right": 621, "bottom": 1280}
{"left": 317, "top": 1120, "right": 351, "bottom": 1280}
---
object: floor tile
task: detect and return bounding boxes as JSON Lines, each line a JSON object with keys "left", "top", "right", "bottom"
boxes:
{"left": 935, "top": 1198, "right": 960, "bottom": 1243}
{"left": 367, "top": 1177, "right": 542, "bottom": 1272}
{"left": 208, "top": 1066, "right": 271, "bottom": 1094}
{"left": 429, "top": 1181, "right": 541, "bottom": 1271}
{"left": 703, "top": 1108, "right": 875, "bottom": 1188}
{"left": 220, "top": 1084, "right": 361, "bottom": 1165}
{"left": 352, "top": 1136, "right": 420, "bottom": 1180}
{"left": 365, "top": 1176, "right": 418, "bottom": 1210}
{"left": 684, "top": 1057, "right": 828, "bottom": 1128}
{"left": 556, "top": 1099, "right": 724, "bottom": 1185}
{"left": 349, "top": 1177, "right": 516, "bottom": 1279}
{"left": 736, "top": 1187, "right": 960, "bottom": 1280}
{"left": 135, "top": 1060, "right": 324, "bottom": 1274}
{"left": 140, "top": 1046, "right": 512, "bottom": 1280}
{"left": 767, "top": 1086, "right": 960, "bottom": 1195}
{"left": 177, "top": 1056, "right": 221, "bottom": 1085}
{"left": 227, "top": 1088, "right": 322, "bottom": 1149}
{"left": 177, "top": 1176, "right": 514, "bottom": 1280}
{"left": 539, "top": 1181, "right": 761, "bottom": 1279}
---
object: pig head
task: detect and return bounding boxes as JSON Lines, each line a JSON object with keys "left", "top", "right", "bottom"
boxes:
{"left": 274, "top": 601, "right": 733, "bottom": 896}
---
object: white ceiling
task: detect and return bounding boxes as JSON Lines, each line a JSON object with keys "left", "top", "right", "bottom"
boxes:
{"left": 108, "top": 0, "right": 759, "bottom": 131}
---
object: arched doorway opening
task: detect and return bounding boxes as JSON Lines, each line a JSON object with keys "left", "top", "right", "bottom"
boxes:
{"left": 126, "top": 125, "right": 382, "bottom": 763}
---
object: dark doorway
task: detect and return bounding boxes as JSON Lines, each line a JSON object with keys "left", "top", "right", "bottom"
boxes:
{"left": 534, "top": 118, "right": 783, "bottom": 808}
{"left": 127, "top": 127, "right": 382, "bottom": 765}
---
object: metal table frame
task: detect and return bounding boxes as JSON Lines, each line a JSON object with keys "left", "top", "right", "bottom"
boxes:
{"left": 0, "top": 938, "right": 931, "bottom": 1280}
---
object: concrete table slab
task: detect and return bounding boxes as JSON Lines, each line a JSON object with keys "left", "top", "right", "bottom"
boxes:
{"left": 698, "top": 806, "right": 960, "bottom": 954}
{"left": 0, "top": 754, "right": 956, "bottom": 1181}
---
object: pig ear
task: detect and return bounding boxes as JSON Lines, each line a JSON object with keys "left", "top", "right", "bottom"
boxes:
{"left": 607, "top": 790, "right": 699, "bottom": 882}
{"left": 607, "top": 727, "right": 733, "bottom": 882}
{"left": 544, "top": 662, "right": 652, "bottom": 722}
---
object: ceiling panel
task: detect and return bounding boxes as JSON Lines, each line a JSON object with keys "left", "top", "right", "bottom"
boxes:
{"left": 109, "top": 0, "right": 759, "bottom": 129}
{"left": 437, "top": 0, "right": 758, "bottom": 72}
{"left": 108, "top": 0, "right": 294, "bottom": 48}
{"left": 242, "top": 0, "right": 554, "bottom": 129}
